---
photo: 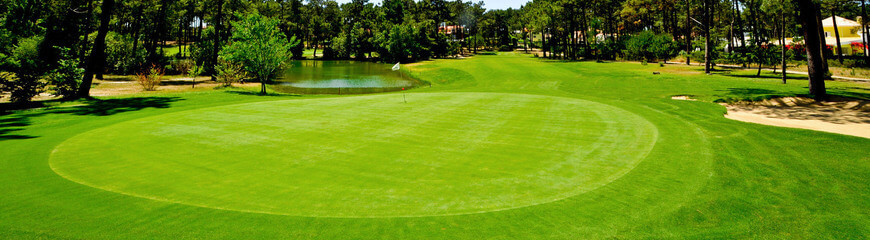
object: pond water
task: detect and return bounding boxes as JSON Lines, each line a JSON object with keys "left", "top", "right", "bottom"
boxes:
{"left": 273, "top": 61, "right": 419, "bottom": 94}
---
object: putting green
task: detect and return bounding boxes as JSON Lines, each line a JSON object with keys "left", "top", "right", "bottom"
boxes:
{"left": 50, "top": 92, "right": 657, "bottom": 217}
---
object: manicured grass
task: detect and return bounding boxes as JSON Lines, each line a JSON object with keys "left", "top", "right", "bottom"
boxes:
{"left": 1, "top": 53, "right": 868, "bottom": 238}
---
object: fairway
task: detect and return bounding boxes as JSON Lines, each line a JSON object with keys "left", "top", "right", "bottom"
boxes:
{"left": 2, "top": 53, "right": 868, "bottom": 239}
{"left": 50, "top": 93, "right": 657, "bottom": 217}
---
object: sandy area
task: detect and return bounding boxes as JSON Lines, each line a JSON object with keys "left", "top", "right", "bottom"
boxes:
{"left": 1, "top": 76, "right": 261, "bottom": 103}
{"left": 723, "top": 97, "right": 870, "bottom": 139}
{"left": 89, "top": 77, "right": 260, "bottom": 96}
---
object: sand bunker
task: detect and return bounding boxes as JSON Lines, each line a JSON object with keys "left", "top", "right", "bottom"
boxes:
{"left": 725, "top": 97, "right": 870, "bottom": 139}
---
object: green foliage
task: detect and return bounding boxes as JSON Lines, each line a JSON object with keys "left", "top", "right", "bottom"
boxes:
{"left": 0, "top": 27, "right": 13, "bottom": 69}
{"left": 2, "top": 36, "right": 46, "bottom": 103}
{"left": 590, "top": 39, "right": 623, "bottom": 60}
{"left": 376, "top": 22, "right": 432, "bottom": 63}
{"left": 215, "top": 59, "right": 247, "bottom": 87}
{"left": 168, "top": 59, "right": 195, "bottom": 75}
{"left": 325, "top": 32, "right": 352, "bottom": 60}
{"left": 46, "top": 47, "right": 83, "bottom": 98}
{"left": 105, "top": 32, "right": 146, "bottom": 75}
{"left": 220, "top": 13, "right": 299, "bottom": 94}
{"left": 624, "top": 31, "right": 677, "bottom": 62}
{"left": 191, "top": 27, "right": 217, "bottom": 73}
{"left": 187, "top": 63, "right": 205, "bottom": 79}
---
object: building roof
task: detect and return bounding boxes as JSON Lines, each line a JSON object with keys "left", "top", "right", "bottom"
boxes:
{"left": 822, "top": 16, "right": 861, "bottom": 27}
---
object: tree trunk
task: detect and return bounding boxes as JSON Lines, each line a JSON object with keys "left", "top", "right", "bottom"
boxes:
{"left": 832, "top": 8, "right": 844, "bottom": 64}
{"left": 704, "top": 0, "right": 712, "bottom": 74}
{"left": 542, "top": 28, "right": 547, "bottom": 58}
{"left": 735, "top": 0, "right": 746, "bottom": 48}
{"left": 313, "top": 40, "right": 319, "bottom": 58}
{"left": 863, "top": 0, "right": 869, "bottom": 59}
{"left": 131, "top": 9, "right": 142, "bottom": 67}
{"left": 79, "top": 0, "right": 93, "bottom": 65}
{"left": 816, "top": 4, "right": 830, "bottom": 76}
{"left": 781, "top": 1, "right": 787, "bottom": 84}
{"left": 260, "top": 78, "right": 267, "bottom": 95}
{"left": 78, "top": 0, "right": 115, "bottom": 98}
{"left": 796, "top": 0, "right": 827, "bottom": 100}
{"left": 211, "top": 0, "right": 225, "bottom": 81}
{"left": 686, "top": 0, "right": 692, "bottom": 65}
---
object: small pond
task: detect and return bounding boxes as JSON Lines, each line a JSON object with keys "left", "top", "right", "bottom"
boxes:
{"left": 273, "top": 61, "right": 421, "bottom": 94}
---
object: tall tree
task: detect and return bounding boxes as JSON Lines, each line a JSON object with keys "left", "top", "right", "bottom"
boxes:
{"left": 77, "top": 0, "right": 115, "bottom": 98}
{"left": 796, "top": 0, "right": 827, "bottom": 99}
{"left": 210, "top": 0, "right": 225, "bottom": 80}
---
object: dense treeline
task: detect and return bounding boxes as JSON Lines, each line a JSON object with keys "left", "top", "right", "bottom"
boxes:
{"left": 0, "top": 0, "right": 861, "bottom": 102}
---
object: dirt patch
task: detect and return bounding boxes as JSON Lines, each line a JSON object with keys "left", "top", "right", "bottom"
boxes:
{"left": 671, "top": 95, "right": 697, "bottom": 101}
{"left": 89, "top": 77, "right": 262, "bottom": 97}
{"left": 1, "top": 77, "right": 260, "bottom": 104}
{"left": 725, "top": 96, "right": 870, "bottom": 139}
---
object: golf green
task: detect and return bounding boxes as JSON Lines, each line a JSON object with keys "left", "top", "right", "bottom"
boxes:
{"left": 49, "top": 92, "right": 657, "bottom": 217}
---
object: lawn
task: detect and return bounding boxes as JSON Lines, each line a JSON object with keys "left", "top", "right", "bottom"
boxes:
{"left": 1, "top": 53, "right": 868, "bottom": 238}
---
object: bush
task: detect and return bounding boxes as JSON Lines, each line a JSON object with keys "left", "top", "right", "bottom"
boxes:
{"left": 625, "top": 31, "right": 677, "bottom": 62}
{"left": 2, "top": 36, "right": 46, "bottom": 103}
{"left": 590, "top": 39, "right": 623, "bottom": 60}
{"left": 168, "top": 59, "right": 195, "bottom": 75}
{"left": 215, "top": 59, "right": 247, "bottom": 87}
{"left": 498, "top": 45, "right": 514, "bottom": 52}
{"left": 136, "top": 64, "right": 163, "bottom": 91}
{"left": 46, "top": 47, "right": 83, "bottom": 98}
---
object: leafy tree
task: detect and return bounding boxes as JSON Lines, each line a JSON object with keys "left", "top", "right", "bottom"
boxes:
{"left": 220, "top": 13, "right": 299, "bottom": 95}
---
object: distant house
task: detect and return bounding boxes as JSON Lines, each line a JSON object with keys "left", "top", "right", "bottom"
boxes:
{"left": 821, "top": 16, "right": 866, "bottom": 55}
{"left": 781, "top": 16, "right": 868, "bottom": 55}
{"left": 822, "top": 16, "right": 861, "bottom": 39}
{"left": 438, "top": 24, "right": 465, "bottom": 41}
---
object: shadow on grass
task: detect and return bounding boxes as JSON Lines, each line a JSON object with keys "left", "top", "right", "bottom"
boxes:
{"left": 0, "top": 116, "right": 35, "bottom": 140}
{"left": 828, "top": 86, "right": 870, "bottom": 100}
{"left": 691, "top": 67, "right": 732, "bottom": 74}
{"left": 725, "top": 72, "right": 806, "bottom": 80}
{"left": 226, "top": 90, "right": 302, "bottom": 97}
{"left": 713, "top": 88, "right": 796, "bottom": 102}
{"left": 0, "top": 97, "right": 181, "bottom": 141}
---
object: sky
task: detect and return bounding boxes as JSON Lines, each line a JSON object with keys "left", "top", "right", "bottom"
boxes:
{"left": 333, "top": 0, "right": 529, "bottom": 10}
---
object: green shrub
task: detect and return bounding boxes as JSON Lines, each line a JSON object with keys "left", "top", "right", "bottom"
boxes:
{"left": 168, "top": 59, "right": 195, "bottom": 75}
{"left": 46, "top": 47, "right": 83, "bottom": 98}
{"left": 215, "top": 59, "right": 247, "bottom": 87}
{"left": 625, "top": 31, "right": 677, "bottom": 62}
{"left": 2, "top": 36, "right": 46, "bottom": 103}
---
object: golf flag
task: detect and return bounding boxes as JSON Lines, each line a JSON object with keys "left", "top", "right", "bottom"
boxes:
{"left": 392, "top": 62, "right": 401, "bottom": 71}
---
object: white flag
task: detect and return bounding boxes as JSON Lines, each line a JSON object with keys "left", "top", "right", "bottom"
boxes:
{"left": 392, "top": 62, "right": 401, "bottom": 71}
